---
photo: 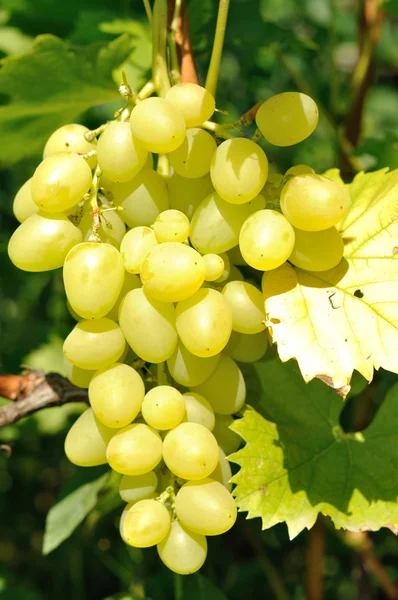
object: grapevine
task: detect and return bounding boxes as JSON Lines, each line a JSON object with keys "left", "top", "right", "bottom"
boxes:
{"left": 3, "top": 0, "right": 398, "bottom": 592}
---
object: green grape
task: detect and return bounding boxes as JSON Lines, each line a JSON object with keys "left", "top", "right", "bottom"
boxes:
{"left": 43, "top": 123, "right": 97, "bottom": 169}
{"left": 107, "top": 423, "right": 163, "bottom": 476}
{"left": 169, "top": 128, "right": 217, "bottom": 178}
{"left": 214, "top": 252, "right": 230, "bottom": 283}
{"left": 119, "top": 472, "right": 158, "bottom": 503}
{"left": 203, "top": 253, "right": 224, "bottom": 282}
{"left": 8, "top": 212, "right": 82, "bottom": 272}
{"left": 210, "top": 138, "right": 268, "bottom": 204}
{"left": 64, "top": 408, "right": 114, "bottom": 467}
{"left": 130, "top": 97, "right": 186, "bottom": 153}
{"left": 211, "top": 447, "right": 232, "bottom": 491}
{"left": 224, "top": 330, "right": 268, "bottom": 363}
{"left": 162, "top": 422, "right": 219, "bottom": 480}
{"left": 63, "top": 318, "right": 126, "bottom": 370}
{"left": 63, "top": 358, "right": 95, "bottom": 388}
{"left": 176, "top": 288, "right": 232, "bottom": 358}
{"left": 142, "top": 386, "right": 186, "bottom": 430}
{"left": 13, "top": 178, "right": 38, "bottom": 223}
{"left": 112, "top": 168, "right": 169, "bottom": 229}
{"left": 89, "top": 363, "right": 145, "bottom": 428}
{"left": 168, "top": 173, "right": 214, "bottom": 219}
{"left": 256, "top": 92, "right": 319, "bottom": 146}
{"left": 285, "top": 164, "right": 315, "bottom": 176}
{"left": 192, "top": 354, "right": 245, "bottom": 415}
{"left": 31, "top": 152, "right": 92, "bottom": 213}
{"left": 190, "top": 192, "right": 265, "bottom": 254}
{"left": 182, "top": 392, "right": 215, "bottom": 431}
{"left": 120, "top": 226, "right": 158, "bottom": 274}
{"left": 122, "top": 499, "right": 171, "bottom": 548}
{"left": 175, "top": 478, "right": 237, "bottom": 535}
{"left": 106, "top": 272, "right": 141, "bottom": 321}
{"left": 97, "top": 121, "right": 148, "bottom": 183}
{"left": 157, "top": 520, "right": 207, "bottom": 575}
{"left": 141, "top": 243, "right": 205, "bottom": 303}
{"left": 167, "top": 341, "right": 220, "bottom": 387}
{"left": 119, "top": 502, "right": 133, "bottom": 543}
{"left": 78, "top": 206, "right": 126, "bottom": 248}
{"left": 145, "top": 153, "right": 154, "bottom": 169}
{"left": 228, "top": 245, "right": 246, "bottom": 266}
{"left": 280, "top": 174, "right": 351, "bottom": 231}
{"left": 239, "top": 209, "right": 295, "bottom": 271}
{"left": 288, "top": 227, "right": 344, "bottom": 271}
{"left": 63, "top": 242, "right": 125, "bottom": 319}
{"left": 153, "top": 210, "right": 190, "bottom": 243}
{"left": 119, "top": 288, "right": 178, "bottom": 363}
{"left": 166, "top": 83, "right": 215, "bottom": 127}
{"left": 222, "top": 281, "right": 266, "bottom": 334}
{"left": 212, "top": 415, "right": 241, "bottom": 456}
{"left": 225, "top": 264, "right": 244, "bottom": 283}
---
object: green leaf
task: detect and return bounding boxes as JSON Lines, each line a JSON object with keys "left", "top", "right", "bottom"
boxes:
{"left": 42, "top": 468, "right": 109, "bottom": 555}
{"left": 0, "top": 33, "right": 134, "bottom": 165}
{"left": 263, "top": 168, "right": 398, "bottom": 393}
{"left": 230, "top": 355, "right": 398, "bottom": 539}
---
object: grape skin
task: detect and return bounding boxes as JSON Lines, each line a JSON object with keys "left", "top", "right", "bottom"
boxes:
{"left": 8, "top": 212, "right": 82, "bottom": 272}
{"left": 157, "top": 520, "right": 208, "bottom": 575}
{"left": 63, "top": 242, "right": 125, "bottom": 320}
{"left": 64, "top": 408, "right": 114, "bottom": 467}
{"left": 89, "top": 363, "right": 145, "bottom": 428}
{"left": 162, "top": 422, "right": 219, "bottom": 480}
{"left": 31, "top": 152, "right": 92, "bottom": 213}
{"left": 122, "top": 499, "right": 171, "bottom": 548}
{"left": 256, "top": 92, "right": 319, "bottom": 146}
{"left": 106, "top": 423, "right": 163, "bottom": 476}
{"left": 63, "top": 318, "right": 126, "bottom": 371}
{"left": 175, "top": 478, "right": 237, "bottom": 536}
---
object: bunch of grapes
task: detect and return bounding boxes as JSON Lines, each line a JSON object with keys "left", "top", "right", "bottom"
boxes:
{"left": 8, "top": 80, "right": 350, "bottom": 574}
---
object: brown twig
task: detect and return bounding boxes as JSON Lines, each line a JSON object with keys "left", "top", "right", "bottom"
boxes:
{"left": 167, "top": 0, "right": 199, "bottom": 84}
{"left": 344, "top": 531, "right": 398, "bottom": 599}
{"left": 341, "top": 0, "right": 384, "bottom": 175}
{"left": 0, "top": 371, "right": 88, "bottom": 428}
{"left": 305, "top": 519, "right": 326, "bottom": 600}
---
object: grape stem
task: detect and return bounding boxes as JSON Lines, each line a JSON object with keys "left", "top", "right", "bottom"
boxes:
{"left": 88, "top": 166, "right": 103, "bottom": 242}
{"left": 157, "top": 362, "right": 169, "bottom": 385}
{"left": 202, "top": 120, "right": 236, "bottom": 140}
{"left": 205, "top": 0, "right": 230, "bottom": 98}
{"left": 152, "top": 0, "right": 172, "bottom": 97}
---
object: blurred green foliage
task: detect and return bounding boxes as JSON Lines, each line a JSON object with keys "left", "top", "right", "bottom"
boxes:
{"left": 0, "top": 0, "right": 397, "bottom": 598}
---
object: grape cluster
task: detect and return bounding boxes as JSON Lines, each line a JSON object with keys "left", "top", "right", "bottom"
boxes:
{"left": 8, "top": 81, "right": 350, "bottom": 574}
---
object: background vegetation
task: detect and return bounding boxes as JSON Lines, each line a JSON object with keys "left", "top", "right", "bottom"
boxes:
{"left": 0, "top": 0, "right": 397, "bottom": 598}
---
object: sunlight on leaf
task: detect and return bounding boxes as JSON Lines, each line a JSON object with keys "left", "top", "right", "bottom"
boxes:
{"left": 263, "top": 168, "right": 398, "bottom": 392}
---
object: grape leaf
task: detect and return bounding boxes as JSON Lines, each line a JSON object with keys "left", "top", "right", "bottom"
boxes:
{"left": 230, "top": 355, "right": 398, "bottom": 538}
{"left": 42, "top": 467, "right": 109, "bottom": 555}
{"left": 0, "top": 33, "right": 134, "bottom": 165}
{"left": 263, "top": 168, "right": 398, "bottom": 393}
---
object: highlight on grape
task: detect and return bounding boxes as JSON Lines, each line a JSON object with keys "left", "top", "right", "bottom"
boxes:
{"left": 8, "top": 57, "right": 350, "bottom": 573}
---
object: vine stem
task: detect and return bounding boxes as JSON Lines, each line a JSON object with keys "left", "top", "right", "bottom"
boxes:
{"left": 142, "top": 0, "right": 153, "bottom": 25}
{"left": 205, "top": 0, "right": 230, "bottom": 98}
{"left": 305, "top": 518, "right": 326, "bottom": 600}
{"left": 152, "top": 0, "right": 172, "bottom": 97}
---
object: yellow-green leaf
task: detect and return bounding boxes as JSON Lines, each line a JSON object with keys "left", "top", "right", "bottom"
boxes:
{"left": 230, "top": 356, "right": 398, "bottom": 538}
{"left": 263, "top": 168, "right": 398, "bottom": 393}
